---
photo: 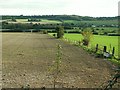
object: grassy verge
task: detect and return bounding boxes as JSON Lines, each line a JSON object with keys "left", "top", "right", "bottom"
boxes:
{"left": 48, "top": 33, "right": 120, "bottom": 65}
{"left": 63, "top": 34, "right": 118, "bottom": 57}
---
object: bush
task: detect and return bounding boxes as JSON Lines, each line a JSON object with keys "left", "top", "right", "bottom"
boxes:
{"left": 104, "top": 32, "right": 108, "bottom": 35}
{"left": 108, "top": 33, "right": 120, "bottom": 36}
{"left": 53, "top": 34, "right": 56, "bottom": 37}
{"left": 43, "top": 30, "right": 48, "bottom": 34}
{"left": 81, "top": 28, "right": 93, "bottom": 46}
{"left": 82, "top": 39, "right": 89, "bottom": 46}
{"left": 12, "top": 18, "right": 16, "bottom": 22}
{"left": 93, "top": 32, "right": 98, "bottom": 35}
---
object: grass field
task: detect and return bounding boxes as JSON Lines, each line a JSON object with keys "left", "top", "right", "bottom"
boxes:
{"left": 40, "top": 19, "right": 61, "bottom": 24}
{"left": 63, "top": 34, "right": 119, "bottom": 57}
{"left": 5, "top": 19, "right": 117, "bottom": 26}
{"left": 5, "top": 19, "right": 62, "bottom": 24}
{"left": 2, "top": 33, "right": 114, "bottom": 88}
{"left": 16, "top": 19, "right": 28, "bottom": 22}
{"left": 63, "top": 20, "right": 118, "bottom": 26}
{"left": 81, "top": 20, "right": 118, "bottom": 26}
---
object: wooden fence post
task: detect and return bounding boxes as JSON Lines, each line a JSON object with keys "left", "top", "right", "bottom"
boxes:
{"left": 112, "top": 47, "right": 115, "bottom": 56}
{"left": 109, "top": 44, "right": 112, "bottom": 53}
{"left": 95, "top": 44, "right": 98, "bottom": 52}
{"left": 103, "top": 46, "right": 107, "bottom": 52}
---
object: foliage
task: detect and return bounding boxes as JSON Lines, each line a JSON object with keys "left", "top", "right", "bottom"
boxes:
{"left": 101, "top": 67, "right": 120, "bottom": 89}
{"left": 81, "top": 28, "right": 93, "bottom": 46}
{"left": 48, "top": 44, "right": 62, "bottom": 88}
{"left": 56, "top": 26, "right": 64, "bottom": 38}
{"left": 2, "top": 15, "right": 118, "bottom": 21}
{"left": 11, "top": 18, "right": 16, "bottom": 22}
{"left": 63, "top": 33, "right": 118, "bottom": 57}
{"left": 43, "top": 30, "right": 48, "bottom": 34}
{"left": 53, "top": 34, "right": 56, "bottom": 37}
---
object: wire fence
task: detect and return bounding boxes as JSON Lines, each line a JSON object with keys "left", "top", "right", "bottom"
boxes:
{"left": 64, "top": 37, "right": 120, "bottom": 89}
{"left": 64, "top": 37, "right": 119, "bottom": 59}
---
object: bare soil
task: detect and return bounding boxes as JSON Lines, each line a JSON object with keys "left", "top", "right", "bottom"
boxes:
{"left": 2, "top": 33, "right": 116, "bottom": 88}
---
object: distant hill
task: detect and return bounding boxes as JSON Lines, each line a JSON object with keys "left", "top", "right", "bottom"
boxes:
{"left": 2, "top": 15, "right": 118, "bottom": 21}
{"left": 1, "top": 15, "right": 118, "bottom": 32}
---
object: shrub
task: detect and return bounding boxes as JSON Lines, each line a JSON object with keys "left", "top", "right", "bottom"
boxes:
{"left": 82, "top": 39, "right": 89, "bottom": 46}
{"left": 93, "top": 32, "right": 98, "bottom": 35}
{"left": 81, "top": 28, "right": 93, "bottom": 46}
{"left": 53, "top": 34, "right": 56, "bottom": 37}
{"left": 43, "top": 30, "right": 48, "bottom": 34}
{"left": 104, "top": 32, "right": 108, "bottom": 35}
{"left": 11, "top": 18, "right": 16, "bottom": 22}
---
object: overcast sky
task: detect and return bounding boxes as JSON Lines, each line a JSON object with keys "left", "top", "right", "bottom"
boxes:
{"left": 0, "top": 0, "right": 119, "bottom": 17}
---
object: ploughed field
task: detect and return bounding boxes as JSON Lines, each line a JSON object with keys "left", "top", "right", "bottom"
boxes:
{"left": 2, "top": 33, "right": 115, "bottom": 88}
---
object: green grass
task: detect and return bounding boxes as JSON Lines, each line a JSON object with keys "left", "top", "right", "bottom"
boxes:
{"left": 95, "top": 27, "right": 118, "bottom": 30}
{"left": 94, "top": 27, "right": 118, "bottom": 34}
{"left": 6, "top": 19, "right": 62, "bottom": 24}
{"left": 16, "top": 19, "right": 28, "bottom": 22}
{"left": 63, "top": 20, "right": 80, "bottom": 24}
{"left": 49, "top": 33, "right": 120, "bottom": 65}
{"left": 81, "top": 20, "right": 118, "bottom": 25}
{"left": 63, "top": 33, "right": 119, "bottom": 58}
{"left": 5, "top": 19, "right": 118, "bottom": 26}
{"left": 63, "top": 20, "right": 118, "bottom": 26}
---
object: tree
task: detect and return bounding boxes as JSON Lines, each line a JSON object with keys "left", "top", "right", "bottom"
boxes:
{"left": 56, "top": 26, "right": 64, "bottom": 38}
{"left": 43, "top": 30, "right": 48, "bottom": 34}
{"left": 11, "top": 17, "right": 16, "bottom": 22}
{"left": 81, "top": 28, "right": 93, "bottom": 46}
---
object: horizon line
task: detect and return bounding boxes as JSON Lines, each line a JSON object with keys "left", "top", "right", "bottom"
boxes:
{"left": 0, "top": 14, "right": 118, "bottom": 18}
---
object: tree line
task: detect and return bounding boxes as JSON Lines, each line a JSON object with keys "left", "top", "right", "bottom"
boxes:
{"left": 2, "top": 15, "right": 118, "bottom": 21}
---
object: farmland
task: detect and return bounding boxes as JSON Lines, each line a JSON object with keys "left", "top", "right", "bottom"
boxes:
{"left": 5, "top": 19, "right": 118, "bottom": 25}
{"left": 63, "top": 34, "right": 119, "bottom": 57}
{"left": 63, "top": 20, "right": 118, "bottom": 26}
{"left": 4, "top": 19, "right": 62, "bottom": 24}
{"left": 2, "top": 33, "right": 115, "bottom": 88}
{"left": 4, "top": 18, "right": 118, "bottom": 26}
{"left": 1, "top": 15, "right": 119, "bottom": 88}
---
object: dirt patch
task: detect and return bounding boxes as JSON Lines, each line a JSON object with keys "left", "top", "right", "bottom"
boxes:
{"left": 2, "top": 33, "right": 115, "bottom": 88}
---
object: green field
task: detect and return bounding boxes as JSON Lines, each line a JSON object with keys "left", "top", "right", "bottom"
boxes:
{"left": 63, "top": 20, "right": 118, "bottom": 26}
{"left": 61, "top": 34, "right": 118, "bottom": 57}
{"left": 81, "top": 20, "right": 118, "bottom": 26}
{"left": 40, "top": 19, "right": 61, "bottom": 24}
{"left": 5, "top": 19, "right": 62, "bottom": 24}
{"left": 6, "top": 19, "right": 117, "bottom": 26}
